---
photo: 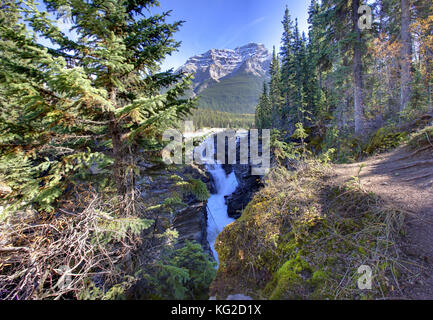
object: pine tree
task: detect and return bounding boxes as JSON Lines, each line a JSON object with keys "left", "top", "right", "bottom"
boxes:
{"left": 255, "top": 82, "right": 271, "bottom": 129}
{"left": 0, "top": 0, "right": 196, "bottom": 214}
{"left": 280, "top": 6, "right": 295, "bottom": 126}
{"left": 269, "top": 46, "right": 283, "bottom": 128}
{"left": 352, "top": 0, "right": 366, "bottom": 135}
{"left": 400, "top": 0, "right": 412, "bottom": 111}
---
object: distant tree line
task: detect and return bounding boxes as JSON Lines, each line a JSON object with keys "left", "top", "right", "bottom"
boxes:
{"left": 188, "top": 109, "right": 255, "bottom": 129}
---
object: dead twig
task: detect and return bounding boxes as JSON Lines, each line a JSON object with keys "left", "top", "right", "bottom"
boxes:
{"left": 0, "top": 247, "right": 30, "bottom": 253}
{"left": 0, "top": 187, "right": 144, "bottom": 300}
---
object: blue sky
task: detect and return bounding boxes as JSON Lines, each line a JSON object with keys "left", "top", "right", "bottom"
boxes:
{"left": 35, "top": 1, "right": 311, "bottom": 71}
{"left": 153, "top": 0, "right": 310, "bottom": 71}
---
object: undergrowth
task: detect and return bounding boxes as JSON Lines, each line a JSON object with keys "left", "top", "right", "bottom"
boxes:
{"left": 212, "top": 161, "right": 405, "bottom": 300}
{"left": 407, "top": 125, "right": 433, "bottom": 150}
{"left": 0, "top": 162, "right": 213, "bottom": 300}
{"left": 321, "top": 126, "right": 408, "bottom": 163}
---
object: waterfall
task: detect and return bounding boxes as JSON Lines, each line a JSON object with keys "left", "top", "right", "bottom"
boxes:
{"left": 206, "top": 164, "right": 238, "bottom": 264}
{"left": 193, "top": 130, "right": 248, "bottom": 265}
{"left": 192, "top": 132, "right": 241, "bottom": 265}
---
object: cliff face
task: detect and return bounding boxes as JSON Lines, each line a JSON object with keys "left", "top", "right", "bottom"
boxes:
{"left": 225, "top": 164, "right": 261, "bottom": 219}
{"left": 221, "top": 137, "right": 263, "bottom": 219}
{"left": 137, "top": 161, "right": 212, "bottom": 254}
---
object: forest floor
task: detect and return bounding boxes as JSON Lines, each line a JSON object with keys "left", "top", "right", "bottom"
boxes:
{"left": 332, "top": 145, "right": 433, "bottom": 299}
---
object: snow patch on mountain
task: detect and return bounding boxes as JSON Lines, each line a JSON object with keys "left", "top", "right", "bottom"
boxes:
{"left": 177, "top": 43, "right": 272, "bottom": 94}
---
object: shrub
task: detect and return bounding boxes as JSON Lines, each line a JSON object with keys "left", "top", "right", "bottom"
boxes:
{"left": 136, "top": 241, "right": 216, "bottom": 300}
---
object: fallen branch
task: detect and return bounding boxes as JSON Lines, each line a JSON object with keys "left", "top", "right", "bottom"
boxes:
{"left": 389, "top": 160, "right": 433, "bottom": 172}
{"left": 0, "top": 188, "right": 144, "bottom": 300}
{"left": 0, "top": 247, "right": 30, "bottom": 253}
{"left": 403, "top": 172, "right": 433, "bottom": 182}
{"left": 394, "top": 145, "right": 433, "bottom": 161}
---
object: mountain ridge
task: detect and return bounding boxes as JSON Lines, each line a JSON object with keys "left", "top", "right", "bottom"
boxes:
{"left": 177, "top": 43, "right": 272, "bottom": 114}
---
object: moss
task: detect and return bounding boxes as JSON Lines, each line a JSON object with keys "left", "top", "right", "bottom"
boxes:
{"left": 212, "top": 161, "right": 405, "bottom": 300}
{"left": 311, "top": 270, "right": 328, "bottom": 284}
{"left": 188, "top": 178, "right": 210, "bottom": 201}
{"left": 363, "top": 127, "right": 408, "bottom": 155}
{"left": 263, "top": 255, "right": 333, "bottom": 300}
{"left": 407, "top": 125, "right": 433, "bottom": 149}
{"left": 263, "top": 254, "right": 312, "bottom": 300}
{"left": 174, "top": 177, "right": 210, "bottom": 201}
{"left": 309, "top": 269, "right": 333, "bottom": 299}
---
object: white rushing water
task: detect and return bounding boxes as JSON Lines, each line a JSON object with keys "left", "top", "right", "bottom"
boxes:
{"left": 193, "top": 130, "right": 248, "bottom": 264}
{"left": 206, "top": 164, "right": 238, "bottom": 264}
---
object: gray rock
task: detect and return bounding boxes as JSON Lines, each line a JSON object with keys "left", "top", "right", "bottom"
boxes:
{"left": 173, "top": 203, "right": 208, "bottom": 249}
{"left": 209, "top": 294, "right": 253, "bottom": 300}
{"left": 226, "top": 294, "right": 253, "bottom": 300}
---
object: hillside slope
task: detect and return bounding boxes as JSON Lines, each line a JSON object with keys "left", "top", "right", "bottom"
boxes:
{"left": 211, "top": 126, "right": 433, "bottom": 300}
{"left": 197, "top": 71, "right": 267, "bottom": 114}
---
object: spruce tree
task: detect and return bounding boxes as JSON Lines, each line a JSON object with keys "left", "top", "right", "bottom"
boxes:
{"left": 292, "top": 20, "right": 305, "bottom": 125}
{"left": 255, "top": 82, "right": 271, "bottom": 129}
{"left": 306, "top": 0, "right": 326, "bottom": 120}
{"left": 280, "top": 5, "right": 295, "bottom": 125}
{"left": 0, "top": 0, "right": 196, "bottom": 215}
{"left": 269, "top": 46, "right": 283, "bottom": 128}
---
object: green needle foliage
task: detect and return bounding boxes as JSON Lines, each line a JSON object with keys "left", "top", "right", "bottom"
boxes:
{"left": 0, "top": 0, "right": 197, "bottom": 215}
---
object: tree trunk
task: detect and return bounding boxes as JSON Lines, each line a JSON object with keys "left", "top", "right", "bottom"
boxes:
{"left": 352, "top": 0, "right": 365, "bottom": 136}
{"left": 428, "top": 82, "right": 432, "bottom": 113}
{"left": 400, "top": 0, "right": 412, "bottom": 112}
{"left": 428, "top": 53, "right": 432, "bottom": 113}
{"left": 110, "top": 122, "right": 137, "bottom": 216}
{"left": 110, "top": 123, "right": 125, "bottom": 194}
{"left": 108, "top": 87, "right": 136, "bottom": 216}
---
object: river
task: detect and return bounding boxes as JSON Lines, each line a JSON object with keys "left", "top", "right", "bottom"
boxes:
{"left": 193, "top": 131, "right": 248, "bottom": 264}
{"left": 206, "top": 163, "right": 238, "bottom": 263}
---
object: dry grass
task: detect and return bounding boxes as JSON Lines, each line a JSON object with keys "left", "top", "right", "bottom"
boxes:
{"left": 211, "top": 161, "right": 406, "bottom": 300}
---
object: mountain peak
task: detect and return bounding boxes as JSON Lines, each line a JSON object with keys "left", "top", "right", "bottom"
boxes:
{"left": 235, "top": 42, "right": 265, "bottom": 50}
{"left": 178, "top": 43, "right": 271, "bottom": 94}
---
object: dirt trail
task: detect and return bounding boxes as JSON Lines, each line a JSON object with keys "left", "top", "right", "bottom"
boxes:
{"left": 332, "top": 145, "right": 433, "bottom": 299}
